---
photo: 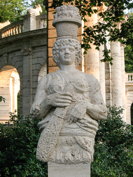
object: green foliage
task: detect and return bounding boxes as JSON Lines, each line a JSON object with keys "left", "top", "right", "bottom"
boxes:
{"left": 51, "top": 0, "right": 133, "bottom": 63}
{"left": 0, "top": 107, "right": 133, "bottom": 176}
{"left": 0, "top": 0, "right": 27, "bottom": 22}
{"left": 29, "top": 0, "right": 47, "bottom": 13}
{"left": 125, "top": 45, "right": 133, "bottom": 72}
{"left": 131, "top": 104, "right": 133, "bottom": 125}
{"left": 30, "top": 0, "right": 45, "bottom": 7}
{"left": 92, "top": 106, "right": 133, "bottom": 177}
{"left": 101, "top": 48, "right": 112, "bottom": 64}
{"left": 0, "top": 114, "right": 47, "bottom": 177}
{"left": 120, "top": 13, "right": 133, "bottom": 46}
{"left": 124, "top": 14, "right": 133, "bottom": 72}
{"left": 0, "top": 96, "right": 5, "bottom": 102}
{"left": 0, "top": 0, "right": 47, "bottom": 22}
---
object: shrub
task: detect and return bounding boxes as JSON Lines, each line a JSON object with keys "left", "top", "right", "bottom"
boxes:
{"left": 92, "top": 106, "right": 133, "bottom": 177}
{"left": 0, "top": 113, "right": 47, "bottom": 177}
{"left": 0, "top": 106, "right": 132, "bottom": 177}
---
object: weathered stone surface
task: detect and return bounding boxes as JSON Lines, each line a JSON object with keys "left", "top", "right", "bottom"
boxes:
{"left": 23, "top": 5, "right": 43, "bottom": 32}
{"left": 111, "top": 41, "right": 123, "bottom": 107}
{"left": 31, "top": 7, "right": 107, "bottom": 175}
{"left": 48, "top": 163, "right": 91, "bottom": 177}
{"left": 0, "top": 29, "right": 47, "bottom": 119}
{"left": 53, "top": 5, "right": 81, "bottom": 39}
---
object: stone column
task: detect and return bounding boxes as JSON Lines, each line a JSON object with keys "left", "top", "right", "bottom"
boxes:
{"left": 99, "top": 45, "right": 106, "bottom": 103}
{"left": 22, "top": 48, "right": 33, "bottom": 115}
{"left": 84, "top": 12, "right": 100, "bottom": 81}
{"left": 111, "top": 41, "right": 123, "bottom": 106}
{"left": 23, "top": 14, "right": 37, "bottom": 32}
{"left": 105, "top": 62, "right": 112, "bottom": 106}
{"left": 121, "top": 44, "right": 126, "bottom": 120}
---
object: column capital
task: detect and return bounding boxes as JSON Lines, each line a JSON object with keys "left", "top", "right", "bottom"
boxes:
{"left": 21, "top": 48, "right": 32, "bottom": 56}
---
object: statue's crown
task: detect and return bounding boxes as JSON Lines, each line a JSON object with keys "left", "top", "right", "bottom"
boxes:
{"left": 53, "top": 5, "right": 81, "bottom": 39}
{"left": 53, "top": 5, "right": 81, "bottom": 27}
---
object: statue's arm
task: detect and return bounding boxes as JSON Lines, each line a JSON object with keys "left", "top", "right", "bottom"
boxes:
{"left": 30, "top": 76, "right": 51, "bottom": 118}
{"left": 86, "top": 102, "right": 107, "bottom": 120}
{"left": 30, "top": 74, "right": 73, "bottom": 118}
{"left": 86, "top": 77, "right": 107, "bottom": 120}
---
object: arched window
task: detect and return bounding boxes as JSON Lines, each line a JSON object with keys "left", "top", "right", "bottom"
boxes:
{"left": 131, "top": 103, "right": 133, "bottom": 125}
{"left": 10, "top": 71, "right": 20, "bottom": 112}
{"left": 0, "top": 66, "right": 20, "bottom": 123}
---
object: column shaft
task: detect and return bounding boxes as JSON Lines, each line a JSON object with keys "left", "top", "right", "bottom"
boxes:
{"left": 99, "top": 45, "right": 106, "bottom": 102}
{"left": 111, "top": 41, "right": 123, "bottom": 106}
{"left": 84, "top": 13, "right": 100, "bottom": 80}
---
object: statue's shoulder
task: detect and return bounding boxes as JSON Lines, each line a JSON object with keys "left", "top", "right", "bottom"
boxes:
{"left": 37, "top": 71, "right": 60, "bottom": 90}
{"left": 75, "top": 70, "right": 99, "bottom": 84}
{"left": 38, "top": 72, "right": 54, "bottom": 86}
{"left": 42, "top": 70, "right": 59, "bottom": 80}
{"left": 85, "top": 73, "right": 97, "bottom": 81}
{"left": 40, "top": 70, "right": 62, "bottom": 84}
{"left": 46, "top": 70, "right": 61, "bottom": 79}
{"left": 85, "top": 73, "right": 100, "bottom": 88}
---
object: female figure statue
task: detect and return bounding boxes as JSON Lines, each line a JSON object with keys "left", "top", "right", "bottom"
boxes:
{"left": 31, "top": 38, "right": 107, "bottom": 164}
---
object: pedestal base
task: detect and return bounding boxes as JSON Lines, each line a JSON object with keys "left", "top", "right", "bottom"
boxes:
{"left": 48, "top": 162, "right": 91, "bottom": 177}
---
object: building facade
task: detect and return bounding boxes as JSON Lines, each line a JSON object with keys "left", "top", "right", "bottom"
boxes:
{"left": 0, "top": 4, "right": 133, "bottom": 124}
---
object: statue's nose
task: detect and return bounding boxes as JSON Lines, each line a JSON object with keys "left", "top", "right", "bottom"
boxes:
{"left": 65, "top": 48, "right": 69, "bottom": 54}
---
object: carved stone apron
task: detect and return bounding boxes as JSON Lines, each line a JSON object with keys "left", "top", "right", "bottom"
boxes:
{"left": 36, "top": 71, "right": 98, "bottom": 164}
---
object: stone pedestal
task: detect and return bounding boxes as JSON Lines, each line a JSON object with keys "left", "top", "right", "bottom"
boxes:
{"left": 48, "top": 163, "right": 90, "bottom": 177}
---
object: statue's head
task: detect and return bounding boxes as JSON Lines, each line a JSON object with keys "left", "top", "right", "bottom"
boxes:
{"left": 52, "top": 38, "right": 82, "bottom": 66}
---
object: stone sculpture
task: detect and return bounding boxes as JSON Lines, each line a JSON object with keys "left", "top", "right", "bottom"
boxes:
{"left": 27, "top": 4, "right": 42, "bottom": 16}
{"left": 31, "top": 5, "right": 107, "bottom": 166}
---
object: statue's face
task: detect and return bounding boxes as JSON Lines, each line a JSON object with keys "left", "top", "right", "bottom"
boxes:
{"left": 59, "top": 46, "right": 76, "bottom": 65}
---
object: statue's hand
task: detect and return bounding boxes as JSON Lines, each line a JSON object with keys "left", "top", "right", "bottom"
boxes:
{"left": 46, "top": 92, "right": 73, "bottom": 107}
{"left": 68, "top": 101, "right": 87, "bottom": 123}
{"left": 30, "top": 107, "right": 40, "bottom": 118}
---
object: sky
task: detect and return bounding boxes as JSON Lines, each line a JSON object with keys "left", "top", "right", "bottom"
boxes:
{"left": 24, "top": 0, "right": 32, "bottom": 6}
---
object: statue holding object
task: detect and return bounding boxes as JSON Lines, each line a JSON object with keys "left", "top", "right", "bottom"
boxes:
{"left": 31, "top": 5, "right": 107, "bottom": 165}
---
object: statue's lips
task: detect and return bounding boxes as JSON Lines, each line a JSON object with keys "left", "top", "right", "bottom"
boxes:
{"left": 64, "top": 55, "right": 71, "bottom": 59}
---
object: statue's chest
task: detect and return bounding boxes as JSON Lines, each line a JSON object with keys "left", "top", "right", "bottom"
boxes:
{"left": 46, "top": 72, "right": 90, "bottom": 100}
{"left": 64, "top": 74, "right": 89, "bottom": 93}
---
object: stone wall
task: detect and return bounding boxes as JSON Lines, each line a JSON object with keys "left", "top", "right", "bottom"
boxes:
{"left": 125, "top": 74, "right": 133, "bottom": 124}
{"left": 126, "top": 90, "right": 133, "bottom": 124}
{"left": 0, "top": 29, "right": 47, "bottom": 121}
{"left": 0, "top": 1, "right": 132, "bottom": 124}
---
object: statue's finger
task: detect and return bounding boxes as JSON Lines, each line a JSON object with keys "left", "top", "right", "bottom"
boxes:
{"left": 56, "top": 103, "right": 71, "bottom": 107}
{"left": 60, "top": 92, "right": 73, "bottom": 97}
{"left": 58, "top": 95, "right": 73, "bottom": 101}
{"left": 56, "top": 99, "right": 72, "bottom": 104}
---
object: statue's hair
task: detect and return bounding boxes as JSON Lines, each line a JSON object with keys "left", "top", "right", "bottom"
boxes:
{"left": 52, "top": 38, "right": 82, "bottom": 65}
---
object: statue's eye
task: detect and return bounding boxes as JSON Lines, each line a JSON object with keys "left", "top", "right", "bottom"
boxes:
{"left": 60, "top": 48, "right": 65, "bottom": 52}
{"left": 69, "top": 48, "right": 74, "bottom": 52}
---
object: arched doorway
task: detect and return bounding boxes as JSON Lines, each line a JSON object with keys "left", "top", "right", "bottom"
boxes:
{"left": 0, "top": 66, "right": 20, "bottom": 123}
{"left": 131, "top": 103, "right": 133, "bottom": 125}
